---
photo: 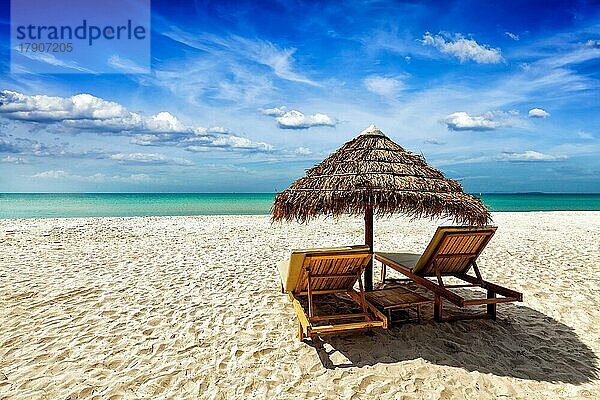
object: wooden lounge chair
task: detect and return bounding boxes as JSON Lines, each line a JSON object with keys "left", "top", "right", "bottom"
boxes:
{"left": 277, "top": 245, "right": 388, "bottom": 341}
{"left": 375, "top": 226, "right": 522, "bottom": 322}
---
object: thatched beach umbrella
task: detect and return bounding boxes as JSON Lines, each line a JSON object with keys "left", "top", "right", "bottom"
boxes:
{"left": 272, "top": 125, "right": 491, "bottom": 290}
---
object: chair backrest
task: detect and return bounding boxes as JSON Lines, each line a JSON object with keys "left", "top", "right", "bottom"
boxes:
{"left": 292, "top": 246, "right": 372, "bottom": 293}
{"left": 413, "top": 226, "right": 497, "bottom": 276}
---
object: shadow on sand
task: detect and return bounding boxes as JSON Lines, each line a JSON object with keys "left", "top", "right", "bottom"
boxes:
{"left": 307, "top": 303, "right": 599, "bottom": 384}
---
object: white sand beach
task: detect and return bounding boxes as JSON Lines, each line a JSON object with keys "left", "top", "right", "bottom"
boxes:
{"left": 0, "top": 212, "right": 599, "bottom": 399}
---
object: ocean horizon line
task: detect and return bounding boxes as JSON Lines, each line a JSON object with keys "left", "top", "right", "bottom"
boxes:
{"left": 2, "top": 192, "right": 600, "bottom": 219}
{"left": 2, "top": 192, "right": 600, "bottom": 195}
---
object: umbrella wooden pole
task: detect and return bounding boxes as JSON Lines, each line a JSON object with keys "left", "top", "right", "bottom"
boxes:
{"left": 364, "top": 206, "right": 374, "bottom": 291}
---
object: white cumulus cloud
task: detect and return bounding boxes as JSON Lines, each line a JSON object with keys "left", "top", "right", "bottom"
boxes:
{"left": 210, "top": 135, "right": 274, "bottom": 150}
{"left": 422, "top": 32, "right": 503, "bottom": 64}
{"left": 528, "top": 108, "right": 550, "bottom": 118}
{"left": 260, "top": 106, "right": 287, "bottom": 117}
{"left": 145, "top": 111, "right": 188, "bottom": 132}
{"left": 276, "top": 110, "right": 337, "bottom": 129}
{"left": 260, "top": 106, "right": 337, "bottom": 130}
{"left": 110, "top": 153, "right": 194, "bottom": 166}
{"left": 0, "top": 91, "right": 130, "bottom": 122}
{"left": 444, "top": 111, "right": 505, "bottom": 131}
{"left": 424, "top": 138, "right": 446, "bottom": 145}
{"left": 0, "top": 90, "right": 272, "bottom": 152}
{"left": 496, "top": 151, "right": 567, "bottom": 162}
{"left": 295, "top": 147, "right": 312, "bottom": 155}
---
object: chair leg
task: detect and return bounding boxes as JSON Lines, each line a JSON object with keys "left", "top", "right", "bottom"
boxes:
{"left": 417, "top": 304, "right": 422, "bottom": 323}
{"left": 298, "top": 321, "right": 305, "bottom": 341}
{"left": 380, "top": 263, "right": 386, "bottom": 284}
{"left": 434, "top": 295, "right": 443, "bottom": 322}
{"left": 487, "top": 290, "right": 497, "bottom": 320}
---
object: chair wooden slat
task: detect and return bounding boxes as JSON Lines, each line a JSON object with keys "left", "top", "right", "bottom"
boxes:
{"left": 375, "top": 226, "right": 522, "bottom": 322}
{"left": 281, "top": 247, "right": 387, "bottom": 340}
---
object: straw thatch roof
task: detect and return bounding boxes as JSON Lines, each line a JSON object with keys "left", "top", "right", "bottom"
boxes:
{"left": 272, "top": 125, "right": 491, "bottom": 225}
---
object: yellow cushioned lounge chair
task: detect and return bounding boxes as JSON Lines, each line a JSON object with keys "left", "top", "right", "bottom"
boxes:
{"left": 277, "top": 245, "right": 387, "bottom": 341}
{"left": 376, "top": 226, "right": 523, "bottom": 322}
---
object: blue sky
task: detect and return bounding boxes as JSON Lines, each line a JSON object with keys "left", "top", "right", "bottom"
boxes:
{"left": 0, "top": 0, "right": 599, "bottom": 193}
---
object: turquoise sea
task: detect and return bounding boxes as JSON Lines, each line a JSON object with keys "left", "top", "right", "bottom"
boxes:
{"left": 1, "top": 193, "right": 599, "bottom": 219}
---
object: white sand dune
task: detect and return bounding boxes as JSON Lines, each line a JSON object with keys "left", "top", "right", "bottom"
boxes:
{"left": 0, "top": 212, "right": 599, "bottom": 399}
